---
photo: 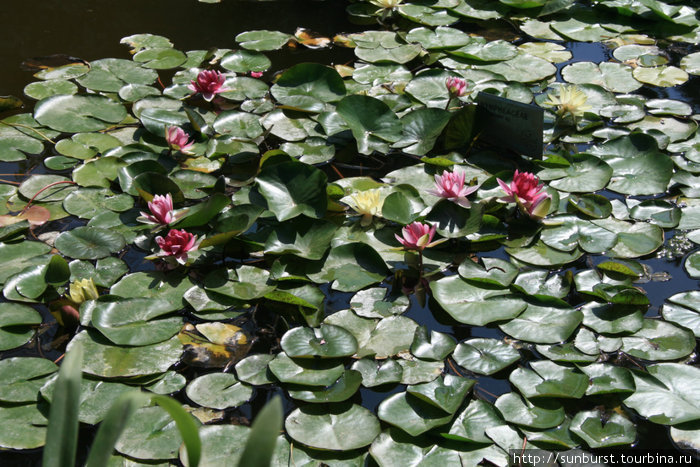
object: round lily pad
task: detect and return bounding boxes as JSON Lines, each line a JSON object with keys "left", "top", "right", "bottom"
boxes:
{"left": 55, "top": 226, "right": 125, "bottom": 259}
{"left": 185, "top": 373, "right": 252, "bottom": 409}
{"left": 280, "top": 324, "right": 358, "bottom": 358}
{"left": 34, "top": 94, "right": 127, "bottom": 133}
{"left": 0, "top": 302, "right": 42, "bottom": 351}
{"left": 0, "top": 357, "right": 56, "bottom": 402}
{"left": 453, "top": 338, "right": 520, "bottom": 375}
{"left": 69, "top": 330, "right": 183, "bottom": 378}
{"left": 286, "top": 403, "right": 381, "bottom": 451}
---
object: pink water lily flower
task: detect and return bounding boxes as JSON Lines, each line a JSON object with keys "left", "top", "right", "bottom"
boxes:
{"left": 429, "top": 170, "right": 478, "bottom": 208}
{"left": 445, "top": 77, "right": 468, "bottom": 97}
{"left": 165, "top": 126, "right": 194, "bottom": 154}
{"left": 395, "top": 222, "right": 438, "bottom": 251}
{"left": 497, "top": 169, "right": 551, "bottom": 219}
{"left": 140, "top": 193, "right": 174, "bottom": 225}
{"left": 155, "top": 229, "right": 198, "bottom": 264}
{"left": 188, "top": 70, "right": 230, "bottom": 101}
{"left": 250, "top": 71, "right": 264, "bottom": 78}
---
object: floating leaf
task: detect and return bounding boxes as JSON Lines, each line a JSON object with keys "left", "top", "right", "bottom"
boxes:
{"left": 624, "top": 363, "right": 700, "bottom": 425}
{"left": 185, "top": 373, "right": 252, "bottom": 410}
{"left": 286, "top": 403, "right": 380, "bottom": 450}
{"left": 453, "top": 338, "right": 520, "bottom": 375}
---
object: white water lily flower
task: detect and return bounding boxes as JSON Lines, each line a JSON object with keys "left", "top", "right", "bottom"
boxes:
{"left": 346, "top": 189, "right": 383, "bottom": 226}
{"left": 543, "top": 85, "right": 592, "bottom": 119}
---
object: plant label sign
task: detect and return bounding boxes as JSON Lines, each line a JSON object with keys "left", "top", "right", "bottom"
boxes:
{"left": 475, "top": 93, "right": 543, "bottom": 158}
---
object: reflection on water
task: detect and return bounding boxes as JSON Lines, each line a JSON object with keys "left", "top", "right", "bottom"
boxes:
{"left": 0, "top": 0, "right": 358, "bottom": 99}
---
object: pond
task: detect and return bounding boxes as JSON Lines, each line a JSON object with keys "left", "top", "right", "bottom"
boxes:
{"left": 1, "top": 0, "right": 699, "bottom": 465}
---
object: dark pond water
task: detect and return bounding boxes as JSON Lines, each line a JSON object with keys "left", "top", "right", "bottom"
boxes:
{"left": 1, "top": 0, "right": 699, "bottom": 465}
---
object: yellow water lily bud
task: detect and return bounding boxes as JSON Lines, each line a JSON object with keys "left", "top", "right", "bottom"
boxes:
{"left": 69, "top": 278, "right": 99, "bottom": 304}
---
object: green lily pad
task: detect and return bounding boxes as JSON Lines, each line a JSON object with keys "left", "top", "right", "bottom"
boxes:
{"left": 212, "top": 111, "right": 263, "bottom": 139}
{"left": 633, "top": 66, "right": 689, "bottom": 87}
{"left": 24, "top": 79, "right": 78, "bottom": 100}
{"left": 663, "top": 291, "right": 700, "bottom": 337}
{"left": 92, "top": 298, "right": 182, "bottom": 346}
{"left": 495, "top": 392, "right": 565, "bottom": 429}
{"left": 203, "top": 266, "right": 275, "bottom": 301}
{"left": 255, "top": 160, "right": 327, "bottom": 221}
{"left": 624, "top": 363, "right": 700, "bottom": 425}
{"left": 410, "top": 326, "right": 456, "bottom": 361}
{"left": 397, "top": 357, "right": 444, "bottom": 385}
{"left": 40, "top": 375, "right": 133, "bottom": 424}
{"left": 499, "top": 303, "right": 583, "bottom": 344}
{"left": 0, "top": 403, "right": 47, "bottom": 450}
{"left": 264, "top": 218, "right": 336, "bottom": 261}
{"left": 444, "top": 399, "right": 504, "bottom": 443}
{"left": 116, "top": 405, "right": 198, "bottom": 460}
{"left": 76, "top": 58, "right": 157, "bottom": 92}
{"left": 185, "top": 373, "right": 252, "bottom": 409}
{"left": 407, "top": 374, "right": 474, "bottom": 414}
{"left": 537, "top": 154, "right": 612, "bottom": 193}
{"left": 580, "top": 302, "right": 644, "bottom": 335}
{"left": 378, "top": 392, "right": 454, "bottom": 436}
{"left": 0, "top": 302, "right": 43, "bottom": 351}
{"left": 234, "top": 354, "right": 276, "bottom": 385}
{"left": 350, "top": 287, "right": 409, "bottom": 319}
{"left": 336, "top": 95, "right": 402, "bottom": 155}
{"left": 509, "top": 360, "right": 588, "bottom": 399}
{"left": 280, "top": 324, "right": 358, "bottom": 359}
{"left": 351, "top": 358, "right": 403, "bottom": 387}
{"left": 235, "top": 30, "right": 291, "bottom": 51}
{"left": 221, "top": 50, "right": 271, "bottom": 73}
{"left": 34, "top": 94, "right": 127, "bottom": 133}
{"left": 357, "top": 316, "right": 419, "bottom": 359}
{"left": 431, "top": 275, "right": 527, "bottom": 326}
{"left": 268, "top": 352, "right": 345, "bottom": 386}
{"left": 506, "top": 241, "right": 584, "bottom": 267}
{"left": 287, "top": 370, "right": 363, "bottom": 403}
{"left": 63, "top": 188, "right": 134, "bottom": 219}
{"left": 55, "top": 226, "right": 125, "bottom": 259}
{"left": 562, "top": 62, "right": 642, "bottom": 93}
{"left": 133, "top": 48, "right": 187, "bottom": 69}
{"left": 620, "top": 319, "right": 695, "bottom": 361}
{"left": 69, "top": 330, "right": 183, "bottom": 378}
{"left": 286, "top": 403, "right": 380, "bottom": 450}
{"left": 458, "top": 257, "right": 518, "bottom": 287}
{"left": 579, "top": 363, "right": 635, "bottom": 395}
{"left": 271, "top": 63, "right": 346, "bottom": 112}
{"left": 452, "top": 338, "right": 520, "bottom": 375}
{"left": 0, "top": 357, "right": 56, "bottom": 402}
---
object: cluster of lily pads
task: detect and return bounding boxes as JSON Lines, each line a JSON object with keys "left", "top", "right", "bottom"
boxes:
{"left": 1, "top": 0, "right": 699, "bottom": 464}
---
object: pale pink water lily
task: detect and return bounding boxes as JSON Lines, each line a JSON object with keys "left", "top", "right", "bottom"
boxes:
{"left": 429, "top": 170, "right": 478, "bottom": 208}
{"left": 250, "top": 71, "right": 264, "bottom": 78}
{"left": 155, "top": 229, "right": 199, "bottom": 264}
{"left": 497, "top": 169, "right": 551, "bottom": 219}
{"left": 395, "top": 221, "right": 438, "bottom": 251}
{"left": 139, "top": 193, "right": 175, "bottom": 225}
{"left": 445, "top": 77, "right": 468, "bottom": 98}
{"left": 188, "top": 70, "right": 230, "bottom": 101}
{"left": 165, "top": 126, "right": 194, "bottom": 154}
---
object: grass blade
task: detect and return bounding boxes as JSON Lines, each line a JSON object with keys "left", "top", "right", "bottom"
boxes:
{"left": 237, "top": 396, "right": 283, "bottom": 467}
{"left": 42, "top": 343, "right": 84, "bottom": 467}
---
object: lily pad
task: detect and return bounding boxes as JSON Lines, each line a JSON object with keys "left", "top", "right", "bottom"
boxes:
{"left": 0, "top": 302, "right": 43, "bottom": 351}
{"left": 185, "top": 373, "right": 252, "bottom": 409}
{"left": 623, "top": 363, "right": 700, "bottom": 425}
{"left": 495, "top": 392, "right": 565, "bottom": 429}
{"left": 453, "top": 338, "right": 520, "bottom": 375}
{"left": 286, "top": 403, "right": 381, "bottom": 451}
{"left": 280, "top": 324, "right": 358, "bottom": 358}
{"left": 55, "top": 226, "right": 125, "bottom": 259}
{"left": 69, "top": 330, "right": 183, "bottom": 378}
{"left": 34, "top": 94, "right": 127, "bottom": 133}
{"left": 377, "top": 392, "right": 454, "bottom": 436}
